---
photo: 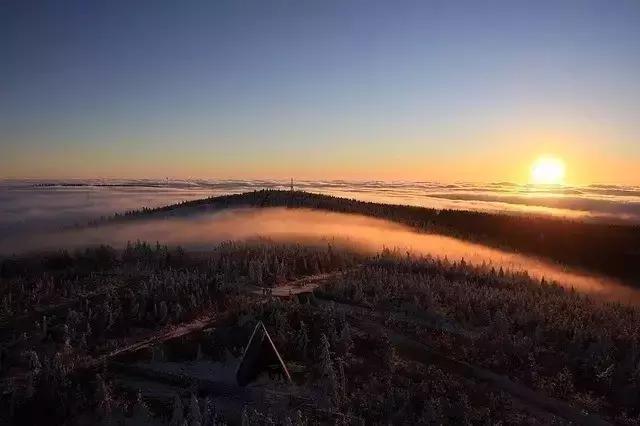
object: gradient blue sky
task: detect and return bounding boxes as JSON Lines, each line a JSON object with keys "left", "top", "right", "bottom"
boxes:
{"left": 2, "top": 0, "right": 639, "bottom": 183}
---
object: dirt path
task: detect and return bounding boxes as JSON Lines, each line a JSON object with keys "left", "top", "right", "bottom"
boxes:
{"left": 246, "top": 269, "right": 355, "bottom": 297}
{"left": 83, "top": 313, "right": 219, "bottom": 369}
{"left": 85, "top": 270, "right": 350, "bottom": 367}
{"left": 10, "top": 264, "right": 611, "bottom": 424}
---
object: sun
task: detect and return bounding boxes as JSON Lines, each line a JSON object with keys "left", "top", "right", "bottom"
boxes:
{"left": 530, "top": 156, "right": 566, "bottom": 185}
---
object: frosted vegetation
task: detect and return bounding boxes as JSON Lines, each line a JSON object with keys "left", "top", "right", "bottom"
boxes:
{"left": 102, "top": 189, "right": 640, "bottom": 285}
{"left": 0, "top": 238, "right": 639, "bottom": 424}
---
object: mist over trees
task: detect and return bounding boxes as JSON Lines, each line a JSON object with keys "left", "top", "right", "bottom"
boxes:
{"left": 98, "top": 190, "right": 640, "bottom": 285}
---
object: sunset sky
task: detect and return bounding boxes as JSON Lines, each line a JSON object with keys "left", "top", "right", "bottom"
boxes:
{"left": 2, "top": 0, "right": 639, "bottom": 184}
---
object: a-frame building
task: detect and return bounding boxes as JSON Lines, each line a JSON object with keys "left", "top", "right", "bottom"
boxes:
{"left": 236, "top": 321, "right": 292, "bottom": 386}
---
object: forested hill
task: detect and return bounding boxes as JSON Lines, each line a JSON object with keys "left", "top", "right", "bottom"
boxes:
{"left": 96, "top": 189, "right": 640, "bottom": 285}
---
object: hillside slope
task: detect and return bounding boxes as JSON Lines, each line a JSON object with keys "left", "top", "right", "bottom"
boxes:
{"left": 96, "top": 190, "right": 640, "bottom": 286}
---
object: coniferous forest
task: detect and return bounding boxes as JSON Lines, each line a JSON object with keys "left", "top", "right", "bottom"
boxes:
{"left": 6, "top": 0, "right": 640, "bottom": 423}
{"left": 1, "top": 191, "right": 640, "bottom": 424}
{"left": 100, "top": 190, "right": 640, "bottom": 285}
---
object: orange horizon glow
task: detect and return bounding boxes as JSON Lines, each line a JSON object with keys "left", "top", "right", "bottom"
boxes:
{"left": 2, "top": 140, "right": 639, "bottom": 186}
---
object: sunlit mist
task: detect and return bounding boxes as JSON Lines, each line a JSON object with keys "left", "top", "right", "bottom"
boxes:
{"left": 3, "top": 207, "right": 638, "bottom": 304}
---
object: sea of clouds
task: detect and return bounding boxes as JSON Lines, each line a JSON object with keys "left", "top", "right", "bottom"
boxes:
{"left": 3, "top": 179, "right": 639, "bottom": 303}
{"left": 1, "top": 179, "right": 639, "bottom": 238}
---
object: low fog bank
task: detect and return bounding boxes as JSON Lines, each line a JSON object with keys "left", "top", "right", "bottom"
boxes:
{"left": 2, "top": 207, "right": 638, "bottom": 304}
{"left": 3, "top": 180, "right": 640, "bottom": 238}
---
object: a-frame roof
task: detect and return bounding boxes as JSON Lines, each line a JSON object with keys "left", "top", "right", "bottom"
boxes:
{"left": 236, "top": 321, "right": 292, "bottom": 386}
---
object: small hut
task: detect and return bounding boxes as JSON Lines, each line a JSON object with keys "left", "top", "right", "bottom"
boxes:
{"left": 236, "top": 321, "right": 292, "bottom": 386}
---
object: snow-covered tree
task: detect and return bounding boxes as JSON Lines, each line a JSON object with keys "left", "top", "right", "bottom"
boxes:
{"left": 170, "top": 393, "right": 184, "bottom": 426}
{"left": 189, "top": 393, "right": 202, "bottom": 426}
{"left": 319, "top": 334, "right": 339, "bottom": 406}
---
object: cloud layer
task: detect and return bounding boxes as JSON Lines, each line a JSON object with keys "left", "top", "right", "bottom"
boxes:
{"left": 2, "top": 179, "right": 639, "bottom": 240}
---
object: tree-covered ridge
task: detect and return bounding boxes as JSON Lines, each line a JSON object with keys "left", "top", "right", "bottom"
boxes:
{"left": 94, "top": 189, "right": 640, "bottom": 285}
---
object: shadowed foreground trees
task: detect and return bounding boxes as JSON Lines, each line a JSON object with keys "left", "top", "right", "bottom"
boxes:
{"left": 1, "top": 240, "right": 639, "bottom": 423}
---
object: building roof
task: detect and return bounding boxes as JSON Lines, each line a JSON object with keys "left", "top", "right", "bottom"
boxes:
{"left": 236, "top": 321, "right": 292, "bottom": 386}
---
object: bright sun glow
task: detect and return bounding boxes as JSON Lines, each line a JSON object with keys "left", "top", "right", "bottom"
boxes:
{"left": 530, "top": 156, "right": 566, "bottom": 185}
